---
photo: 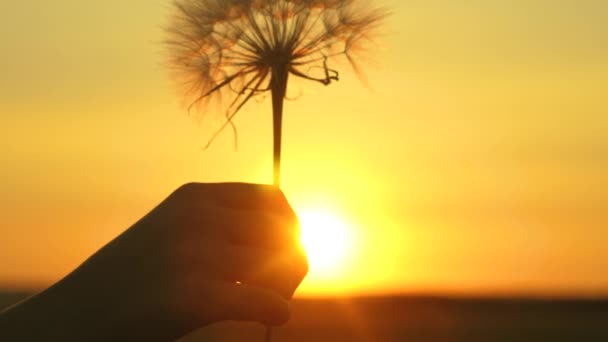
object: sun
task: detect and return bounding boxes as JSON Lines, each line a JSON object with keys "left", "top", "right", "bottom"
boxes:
{"left": 297, "top": 208, "right": 356, "bottom": 279}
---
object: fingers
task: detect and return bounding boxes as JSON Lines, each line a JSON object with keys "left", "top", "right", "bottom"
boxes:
{"left": 172, "top": 182, "right": 300, "bottom": 248}
{"left": 216, "top": 282, "right": 291, "bottom": 326}
{"left": 170, "top": 278, "right": 290, "bottom": 329}
{"left": 239, "top": 246, "right": 306, "bottom": 299}
{"left": 203, "top": 183, "right": 289, "bottom": 211}
{"left": 166, "top": 182, "right": 309, "bottom": 325}
{"left": 193, "top": 241, "right": 307, "bottom": 300}
{"left": 174, "top": 242, "right": 304, "bottom": 326}
{"left": 174, "top": 195, "right": 299, "bottom": 250}
{"left": 212, "top": 208, "right": 299, "bottom": 250}
{"left": 173, "top": 182, "right": 295, "bottom": 216}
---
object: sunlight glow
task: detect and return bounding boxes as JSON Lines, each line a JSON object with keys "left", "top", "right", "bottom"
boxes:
{"left": 298, "top": 209, "right": 356, "bottom": 280}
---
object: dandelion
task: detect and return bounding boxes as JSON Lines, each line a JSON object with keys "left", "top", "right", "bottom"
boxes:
{"left": 165, "top": 0, "right": 387, "bottom": 186}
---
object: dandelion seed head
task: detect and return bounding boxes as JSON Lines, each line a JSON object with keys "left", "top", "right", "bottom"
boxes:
{"left": 165, "top": 0, "right": 387, "bottom": 136}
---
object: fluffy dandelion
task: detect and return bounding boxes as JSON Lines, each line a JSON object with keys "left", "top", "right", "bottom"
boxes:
{"left": 166, "top": 0, "right": 386, "bottom": 186}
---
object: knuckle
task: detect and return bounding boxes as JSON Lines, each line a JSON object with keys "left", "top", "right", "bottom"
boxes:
{"left": 276, "top": 191, "right": 291, "bottom": 209}
{"left": 293, "top": 253, "right": 309, "bottom": 280}
{"left": 172, "top": 182, "right": 206, "bottom": 201}
{"left": 238, "top": 182, "right": 273, "bottom": 195}
{"left": 301, "top": 259, "right": 309, "bottom": 279}
{"left": 177, "top": 182, "right": 202, "bottom": 194}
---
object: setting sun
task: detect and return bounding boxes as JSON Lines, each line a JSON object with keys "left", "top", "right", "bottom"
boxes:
{"left": 298, "top": 209, "right": 357, "bottom": 283}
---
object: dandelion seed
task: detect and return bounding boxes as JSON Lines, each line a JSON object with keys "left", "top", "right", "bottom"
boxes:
{"left": 165, "top": 0, "right": 387, "bottom": 186}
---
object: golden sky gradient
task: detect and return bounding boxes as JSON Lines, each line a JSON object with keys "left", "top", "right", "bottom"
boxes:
{"left": 1, "top": 0, "right": 607, "bottom": 297}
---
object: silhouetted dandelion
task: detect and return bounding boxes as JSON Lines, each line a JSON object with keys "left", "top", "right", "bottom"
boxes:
{"left": 166, "top": 0, "right": 386, "bottom": 186}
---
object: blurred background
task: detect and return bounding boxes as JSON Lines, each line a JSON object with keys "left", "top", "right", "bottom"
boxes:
{"left": 1, "top": 0, "right": 607, "bottom": 340}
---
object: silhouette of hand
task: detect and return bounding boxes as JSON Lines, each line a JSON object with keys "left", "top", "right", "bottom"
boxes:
{"left": 0, "top": 183, "right": 308, "bottom": 341}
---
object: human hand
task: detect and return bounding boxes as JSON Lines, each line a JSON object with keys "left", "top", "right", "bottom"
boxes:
{"left": 0, "top": 183, "right": 307, "bottom": 341}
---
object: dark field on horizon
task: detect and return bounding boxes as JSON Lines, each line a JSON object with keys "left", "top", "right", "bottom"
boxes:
{"left": 2, "top": 292, "right": 607, "bottom": 341}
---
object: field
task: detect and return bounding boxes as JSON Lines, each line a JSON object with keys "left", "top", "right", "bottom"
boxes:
{"left": 2, "top": 292, "right": 607, "bottom": 341}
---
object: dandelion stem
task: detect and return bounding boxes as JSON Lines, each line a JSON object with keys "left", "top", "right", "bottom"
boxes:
{"left": 264, "top": 325, "right": 273, "bottom": 342}
{"left": 271, "top": 63, "right": 289, "bottom": 187}
{"left": 267, "top": 62, "right": 289, "bottom": 342}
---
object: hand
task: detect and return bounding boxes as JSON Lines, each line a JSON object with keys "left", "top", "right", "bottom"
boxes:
{"left": 0, "top": 183, "right": 308, "bottom": 341}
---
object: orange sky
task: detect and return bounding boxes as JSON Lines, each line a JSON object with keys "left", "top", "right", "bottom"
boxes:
{"left": 1, "top": 0, "right": 607, "bottom": 297}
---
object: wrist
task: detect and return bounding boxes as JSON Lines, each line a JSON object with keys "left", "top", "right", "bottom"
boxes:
{"left": 0, "top": 278, "right": 91, "bottom": 341}
{"left": 0, "top": 266, "right": 130, "bottom": 341}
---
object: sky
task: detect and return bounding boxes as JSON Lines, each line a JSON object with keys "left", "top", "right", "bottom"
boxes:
{"left": 1, "top": 0, "right": 607, "bottom": 297}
